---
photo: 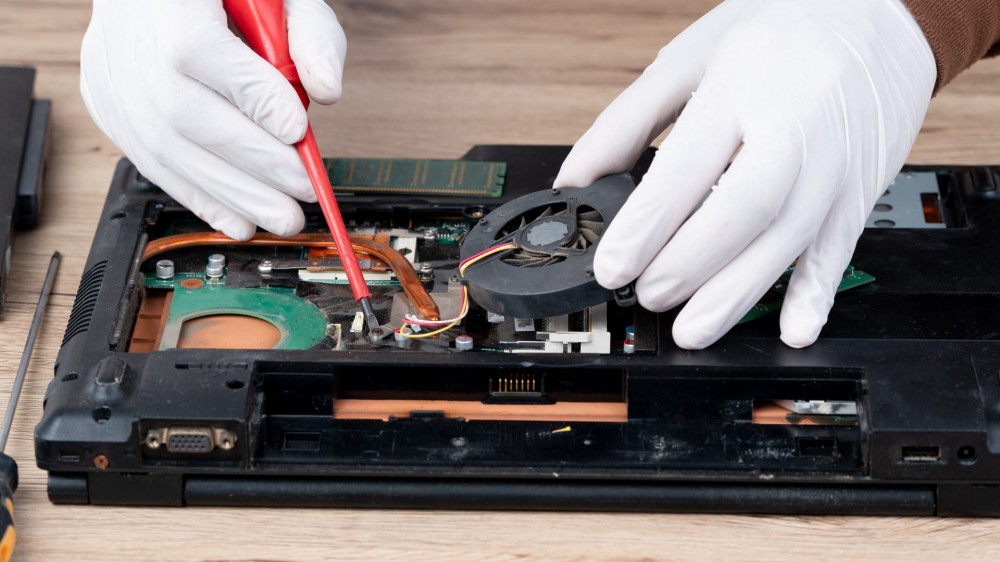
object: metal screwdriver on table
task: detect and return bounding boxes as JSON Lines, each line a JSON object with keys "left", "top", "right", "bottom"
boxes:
{"left": 222, "top": 0, "right": 382, "bottom": 336}
{"left": 0, "top": 252, "right": 61, "bottom": 562}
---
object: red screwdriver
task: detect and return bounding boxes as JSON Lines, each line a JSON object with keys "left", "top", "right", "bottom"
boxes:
{"left": 222, "top": 0, "right": 381, "bottom": 334}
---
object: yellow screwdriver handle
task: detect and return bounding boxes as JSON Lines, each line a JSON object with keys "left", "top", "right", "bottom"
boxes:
{"left": 0, "top": 486, "right": 14, "bottom": 562}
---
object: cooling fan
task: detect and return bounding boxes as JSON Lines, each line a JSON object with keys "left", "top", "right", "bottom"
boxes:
{"left": 460, "top": 173, "right": 634, "bottom": 318}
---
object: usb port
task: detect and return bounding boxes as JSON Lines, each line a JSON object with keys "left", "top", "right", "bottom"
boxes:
{"left": 901, "top": 446, "right": 940, "bottom": 463}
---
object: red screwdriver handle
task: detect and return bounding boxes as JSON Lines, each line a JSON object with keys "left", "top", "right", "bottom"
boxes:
{"left": 223, "top": 0, "right": 307, "bottom": 106}
{"left": 222, "top": 0, "right": 372, "bottom": 303}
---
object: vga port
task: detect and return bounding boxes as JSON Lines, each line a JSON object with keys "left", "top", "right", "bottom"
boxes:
{"left": 144, "top": 427, "right": 237, "bottom": 454}
{"left": 166, "top": 428, "right": 214, "bottom": 453}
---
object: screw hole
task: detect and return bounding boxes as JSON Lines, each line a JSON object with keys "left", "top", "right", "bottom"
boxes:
{"left": 61, "top": 372, "right": 79, "bottom": 382}
{"left": 874, "top": 203, "right": 893, "bottom": 212}
{"left": 225, "top": 379, "right": 245, "bottom": 390}
{"left": 874, "top": 219, "right": 896, "bottom": 228}
{"left": 92, "top": 406, "right": 112, "bottom": 423}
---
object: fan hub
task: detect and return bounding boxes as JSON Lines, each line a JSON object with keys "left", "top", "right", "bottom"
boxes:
{"left": 519, "top": 216, "right": 574, "bottom": 251}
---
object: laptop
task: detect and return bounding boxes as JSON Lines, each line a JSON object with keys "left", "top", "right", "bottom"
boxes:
{"left": 35, "top": 145, "right": 1000, "bottom": 516}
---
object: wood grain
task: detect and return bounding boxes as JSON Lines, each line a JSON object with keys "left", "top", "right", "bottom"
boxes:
{"left": 1, "top": 0, "right": 999, "bottom": 560}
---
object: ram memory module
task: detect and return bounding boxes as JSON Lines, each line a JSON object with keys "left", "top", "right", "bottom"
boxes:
{"left": 326, "top": 158, "right": 506, "bottom": 198}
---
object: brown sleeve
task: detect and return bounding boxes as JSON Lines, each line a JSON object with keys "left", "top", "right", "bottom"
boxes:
{"left": 903, "top": 0, "right": 1000, "bottom": 92}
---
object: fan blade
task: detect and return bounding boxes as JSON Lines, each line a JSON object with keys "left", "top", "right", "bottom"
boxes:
{"left": 537, "top": 205, "right": 554, "bottom": 219}
{"left": 502, "top": 246, "right": 568, "bottom": 267}
{"left": 504, "top": 248, "right": 542, "bottom": 266}
{"left": 578, "top": 210, "right": 602, "bottom": 221}
{"left": 578, "top": 220, "right": 604, "bottom": 235}
{"left": 504, "top": 253, "right": 538, "bottom": 266}
{"left": 579, "top": 227, "right": 601, "bottom": 245}
{"left": 536, "top": 255, "right": 563, "bottom": 267}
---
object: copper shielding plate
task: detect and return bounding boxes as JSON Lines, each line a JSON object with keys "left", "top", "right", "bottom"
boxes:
{"left": 333, "top": 399, "right": 627, "bottom": 423}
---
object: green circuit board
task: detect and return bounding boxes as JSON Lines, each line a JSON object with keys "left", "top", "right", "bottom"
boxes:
{"left": 144, "top": 273, "right": 329, "bottom": 350}
{"left": 739, "top": 265, "right": 875, "bottom": 324}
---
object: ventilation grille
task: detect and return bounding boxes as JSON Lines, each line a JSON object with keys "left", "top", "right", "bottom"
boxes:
{"left": 62, "top": 260, "right": 107, "bottom": 345}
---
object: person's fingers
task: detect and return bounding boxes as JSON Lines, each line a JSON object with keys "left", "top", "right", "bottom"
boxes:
{"left": 779, "top": 174, "right": 870, "bottom": 348}
{"left": 591, "top": 91, "right": 742, "bottom": 289}
{"left": 552, "top": 59, "right": 702, "bottom": 189}
{"left": 163, "top": 136, "right": 307, "bottom": 237}
{"left": 552, "top": 0, "right": 751, "bottom": 190}
{"left": 286, "top": 0, "right": 347, "bottom": 105}
{"left": 156, "top": 169, "right": 260, "bottom": 241}
{"left": 155, "top": 0, "right": 308, "bottom": 144}
{"left": 79, "top": 23, "right": 113, "bottom": 135}
{"left": 672, "top": 237, "right": 804, "bottom": 351}
{"left": 633, "top": 126, "right": 803, "bottom": 312}
{"left": 169, "top": 85, "right": 316, "bottom": 203}
{"left": 127, "top": 143, "right": 258, "bottom": 241}
{"left": 670, "top": 156, "right": 843, "bottom": 350}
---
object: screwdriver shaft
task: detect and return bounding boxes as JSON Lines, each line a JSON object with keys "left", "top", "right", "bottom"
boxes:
{"left": 0, "top": 252, "right": 60, "bottom": 452}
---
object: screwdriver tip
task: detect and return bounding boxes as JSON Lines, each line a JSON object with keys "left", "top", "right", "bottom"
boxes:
{"left": 359, "top": 297, "right": 380, "bottom": 332}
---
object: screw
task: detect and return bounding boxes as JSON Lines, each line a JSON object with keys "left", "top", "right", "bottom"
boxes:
{"left": 93, "top": 455, "right": 110, "bottom": 470}
{"left": 419, "top": 262, "right": 434, "bottom": 282}
{"left": 258, "top": 260, "right": 273, "bottom": 274}
{"left": 368, "top": 327, "right": 389, "bottom": 344}
{"left": 479, "top": 218, "right": 488, "bottom": 226}
{"left": 451, "top": 437, "right": 467, "bottom": 447}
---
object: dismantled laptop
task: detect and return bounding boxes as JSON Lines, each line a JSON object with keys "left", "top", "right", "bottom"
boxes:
{"left": 35, "top": 145, "right": 1000, "bottom": 516}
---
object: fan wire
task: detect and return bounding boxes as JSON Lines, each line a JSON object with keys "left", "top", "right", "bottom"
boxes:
{"left": 397, "top": 242, "right": 517, "bottom": 339}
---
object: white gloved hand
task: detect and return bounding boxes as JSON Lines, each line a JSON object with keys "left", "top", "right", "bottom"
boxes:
{"left": 554, "top": 0, "right": 935, "bottom": 350}
{"left": 81, "top": 0, "right": 347, "bottom": 240}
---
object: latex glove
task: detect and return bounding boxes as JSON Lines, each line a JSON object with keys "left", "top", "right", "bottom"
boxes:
{"left": 554, "top": 0, "right": 935, "bottom": 350}
{"left": 80, "top": 0, "right": 347, "bottom": 240}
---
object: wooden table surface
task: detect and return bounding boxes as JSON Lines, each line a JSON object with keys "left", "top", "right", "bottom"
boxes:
{"left": 2, "top": 1, "right": 999, "bottom": 560}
